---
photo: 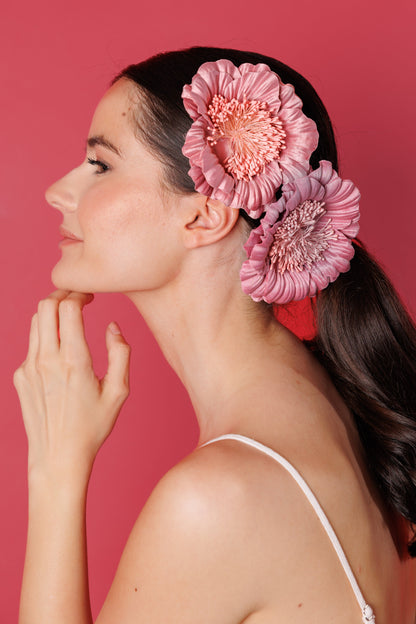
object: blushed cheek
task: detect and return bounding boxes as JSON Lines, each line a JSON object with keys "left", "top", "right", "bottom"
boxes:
{"left": 83, "top": 220, "right": 143, "bottom": 275}
{"left": 90, "top": 192, "right": 148, "bottom": 239}
{"left": 83, "top": 206, "right": 133, "bottom": 248}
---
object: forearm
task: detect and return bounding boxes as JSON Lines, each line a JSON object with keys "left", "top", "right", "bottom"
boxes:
{"left": 14, "top": 293, "right": 131, "bottom": 623}
{"left": 19, "top": 468, "right": 93, "bottom": 624}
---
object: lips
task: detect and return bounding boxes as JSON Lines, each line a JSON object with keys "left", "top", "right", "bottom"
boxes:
{"left": 59, "top": 226, "right": 83, "bottom": 241}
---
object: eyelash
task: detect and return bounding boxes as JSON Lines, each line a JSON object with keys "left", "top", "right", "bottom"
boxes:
{"left": 87, "top": 157, "right": 109, "bottom": 174}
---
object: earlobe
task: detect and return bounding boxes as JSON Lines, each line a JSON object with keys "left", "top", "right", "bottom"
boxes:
{"left": 183, "top": 196, "right": 239, "bottom": 249}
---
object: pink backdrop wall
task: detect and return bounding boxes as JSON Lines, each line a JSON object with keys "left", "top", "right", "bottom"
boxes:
{"left": 1, "top": 0, "right": 414, "bottom": 619}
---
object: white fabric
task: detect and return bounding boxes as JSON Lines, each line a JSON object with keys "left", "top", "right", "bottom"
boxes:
{"left": 200, "top": 433, "right": 376, "bottom": 623}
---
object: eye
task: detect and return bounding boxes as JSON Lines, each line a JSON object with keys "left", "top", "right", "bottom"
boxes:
{"left": 87, "top": 157, "right": 110, "bottom": 175}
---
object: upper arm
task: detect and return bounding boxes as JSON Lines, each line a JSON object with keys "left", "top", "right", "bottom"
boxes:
{"left": 95, "top": 449, "right": 259, "bottom": 624}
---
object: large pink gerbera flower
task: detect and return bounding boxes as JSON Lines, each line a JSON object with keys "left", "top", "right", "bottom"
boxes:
{"left": 240, "top": 161, "right": 360, "bottom": 304}
{"left": 182, "top": 60, "right": 319, "bottom": 219}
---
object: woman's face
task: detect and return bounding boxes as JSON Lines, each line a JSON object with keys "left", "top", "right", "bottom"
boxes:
{"left": 47, "top": 78, "right": 184, "bottom": 294}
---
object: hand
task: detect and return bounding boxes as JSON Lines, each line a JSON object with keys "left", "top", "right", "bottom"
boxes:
{"left": 13, "top": 290, "right": 131, "bottom": 480}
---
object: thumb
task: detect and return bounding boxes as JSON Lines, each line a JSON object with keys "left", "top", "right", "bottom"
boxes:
{"left": 101, "top": 322, "right": 131, "bottom": 405}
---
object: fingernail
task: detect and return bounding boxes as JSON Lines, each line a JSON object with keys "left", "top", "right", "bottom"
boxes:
{"left": 109, "top": 322, "right": 121, "bottom": 335}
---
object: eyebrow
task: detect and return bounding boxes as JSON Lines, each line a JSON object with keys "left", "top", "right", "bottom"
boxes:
{"left": 86, "top": 135, "right": 123, "bottom": 157}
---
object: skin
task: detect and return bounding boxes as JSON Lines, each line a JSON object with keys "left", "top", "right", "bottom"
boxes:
{"left": 13, "top": 78, "right": 416, "bottom": 623}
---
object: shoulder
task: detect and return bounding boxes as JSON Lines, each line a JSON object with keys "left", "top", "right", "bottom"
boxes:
{"left": 136, "top": 437, "right": 304, "bottom": 566}
{"left": 149, "top": 437, "right": 297, "bottom": 524}
{"left": 97, "top": 439, "right": 298, "bottom": 623}
{"left": 96, "top": 440, "right": 280, "bottom": 622}
{"left": 140, "top": 439, "right": 265, "bottom": 537}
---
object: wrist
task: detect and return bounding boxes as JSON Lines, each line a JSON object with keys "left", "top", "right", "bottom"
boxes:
{"left": 27, "top": 453, "right": 94, "bottom": 494}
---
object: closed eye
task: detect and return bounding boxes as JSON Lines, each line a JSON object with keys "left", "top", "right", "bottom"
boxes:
{"left": 87, "top": 158, "right": 109, "bottom": 174}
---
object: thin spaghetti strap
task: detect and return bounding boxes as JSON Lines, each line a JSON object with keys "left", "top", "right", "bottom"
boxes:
{"left": 200, "top": 433, "right": 376, "bottom": 624}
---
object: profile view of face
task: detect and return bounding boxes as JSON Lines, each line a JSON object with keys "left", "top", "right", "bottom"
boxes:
{"left": 46, "top": 79, "right": 184, "bottom": 295}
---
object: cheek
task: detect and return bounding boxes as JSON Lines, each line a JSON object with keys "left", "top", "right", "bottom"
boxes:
{"left": 76, "top": 184, "right": 182, "bottom": 289}
{"left": 81, "top": 185, "right": 143, "bottom": 250}
{"left": 84, "top": 177, "right": 163, "bottom": 229}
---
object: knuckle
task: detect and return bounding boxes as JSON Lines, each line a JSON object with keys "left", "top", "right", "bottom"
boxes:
{"left": 35, "top": 358, "right": 45, "bottom": 373}
{"left": 35, "top": 355, "right": 53, "bottom": 373}
{"left": 13, "top": 366, "right": 24, "bottom": 387}
{"left": 112, "top": 380, "right": 130, "bottom": 400}
{"left": 60, "top": 355, "right": 76, "bottom": 371}
{"left": 62, "top": 353, "right": 88, "bottom": 371}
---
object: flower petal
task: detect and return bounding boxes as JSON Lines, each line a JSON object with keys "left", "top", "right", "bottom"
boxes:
{"left": 182, "top": 59, "right": 319, "bottom": 216}
{"left": 241, "top": 160, "right": 360, "bottom": 304}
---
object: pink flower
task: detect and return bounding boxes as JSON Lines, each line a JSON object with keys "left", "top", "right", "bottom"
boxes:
{"left": 182, "top": 60, "right": 319, "bottom": 219}
{"left": 240, "top": 161, "right": 360, "bottom": 304}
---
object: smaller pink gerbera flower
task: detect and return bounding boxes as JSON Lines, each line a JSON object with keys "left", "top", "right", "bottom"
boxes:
{"left": 240, "top": 161, "right": 360, "bottom": 304}
{"left": 182, "top": 60, "right": 319, "bottom": 219}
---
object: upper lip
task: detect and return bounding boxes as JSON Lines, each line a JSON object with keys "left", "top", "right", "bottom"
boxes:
{"left": 59, "top": 226, "right": 83, "bottom": 241}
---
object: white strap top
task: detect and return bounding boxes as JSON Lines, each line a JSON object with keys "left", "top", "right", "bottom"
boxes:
{"left": 200, "top": 433, "right": 376, "bottom": 624}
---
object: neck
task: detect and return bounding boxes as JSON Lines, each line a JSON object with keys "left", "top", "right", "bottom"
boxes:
{"left": 124, "top": 244, "right": 316, "bottom": 444}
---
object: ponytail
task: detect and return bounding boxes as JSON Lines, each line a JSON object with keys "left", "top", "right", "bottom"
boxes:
{"left": 311, "top": 241, "right": 416, "bottom": 556}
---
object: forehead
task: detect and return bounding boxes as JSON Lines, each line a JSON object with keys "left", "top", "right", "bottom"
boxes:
{"left": 88, "top": 79, "right": 171, "bottom": 196}
{"left": 88, "top": 79, "right": 139, "bottom": 150}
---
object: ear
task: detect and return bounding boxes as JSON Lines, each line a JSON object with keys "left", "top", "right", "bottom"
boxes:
{"left": 182, "top": 195, "right": 240, "bottom": 249}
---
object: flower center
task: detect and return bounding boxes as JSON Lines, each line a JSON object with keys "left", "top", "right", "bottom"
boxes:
{"left": 207, "top": 94, "right": 286, "bottom": 181}
{"left": 269, "top": 200, "right": 337, "bottom": 273}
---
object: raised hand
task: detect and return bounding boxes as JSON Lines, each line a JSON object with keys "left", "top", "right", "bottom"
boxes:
{"left": 13, "top": 290, "right": 131, "bottom": 481}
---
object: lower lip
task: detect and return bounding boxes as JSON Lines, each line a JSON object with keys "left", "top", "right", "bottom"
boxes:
{"left": 59, "top": 238, "right": 83, "bottom": 246}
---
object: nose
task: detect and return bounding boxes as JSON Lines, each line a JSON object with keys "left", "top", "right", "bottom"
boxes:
{"left": 45, "top": 166, "right": 80, "bottom": 213}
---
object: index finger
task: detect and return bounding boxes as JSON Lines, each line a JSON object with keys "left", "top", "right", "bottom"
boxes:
{"left": 58, "top": 292, "right": 95, "bottom": 362}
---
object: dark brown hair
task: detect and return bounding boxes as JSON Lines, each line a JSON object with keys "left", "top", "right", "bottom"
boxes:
{"left": 112, "top": 46, "right": 416, "bottom": 556}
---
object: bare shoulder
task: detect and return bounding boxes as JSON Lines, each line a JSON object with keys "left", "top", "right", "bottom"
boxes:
{"left": 98, "top": 438, "right": 416, "bottom": 623}
{"left": 96, "top": 439, "right": 295, "bottom": 623}
{"left": 137, "top": 437, "right": 307, "bottom": 580}
{"left": 150, "top": 437, "right": 299, "bottom": 535}
{"left": 134, "top": 438, "right": 291, "bottom": 552}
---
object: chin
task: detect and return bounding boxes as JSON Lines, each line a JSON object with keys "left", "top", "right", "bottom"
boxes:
{"left": 51, "top": 265, "right": 89, "bottom": 293}
{"left": 51, "top": 265, "right": 117, "bottom": 294}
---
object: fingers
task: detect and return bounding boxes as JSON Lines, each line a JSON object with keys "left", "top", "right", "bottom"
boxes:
{"left": 58, "top": 292, "right": 95, "bottom": 364}
{"left": 36, "top": 290, "right": 73, "bottom": 358}
{"left": 101, "top": 322, "right": 131, "bottom": 406}
{"left": 15, "top": 290, "right": 129, "bottom": 469}
{"left": 34, "top": 290, "right": 94, "bottom": 363}
{"left": 26, "top": 313, "right": 40, "bottom": 363}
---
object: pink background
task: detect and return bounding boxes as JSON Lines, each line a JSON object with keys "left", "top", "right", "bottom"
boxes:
{"left": 1, "top": 0, "right": 414, "bottom": 619}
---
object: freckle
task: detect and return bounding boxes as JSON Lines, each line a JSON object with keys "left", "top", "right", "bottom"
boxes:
{"left": 122, "top": 112, "right": 127, "bottom": 116}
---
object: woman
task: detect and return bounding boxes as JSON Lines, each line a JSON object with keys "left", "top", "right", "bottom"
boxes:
{"left": 13, "top": 47, "right": 416, "bottom": 623}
